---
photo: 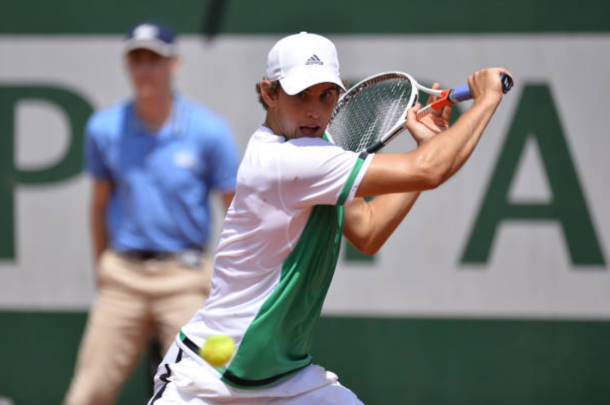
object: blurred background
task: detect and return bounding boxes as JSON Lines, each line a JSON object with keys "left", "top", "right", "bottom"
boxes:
{"left": 1, "top": 0, "right": 609, "bottom": 404}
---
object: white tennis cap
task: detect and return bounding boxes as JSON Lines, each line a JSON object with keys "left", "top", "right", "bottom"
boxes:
{"left": 266, "top": 32, "right": 345, "bottom": 95}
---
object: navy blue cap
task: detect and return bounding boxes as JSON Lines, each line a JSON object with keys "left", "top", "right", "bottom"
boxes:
{"left": 124, "top": 21, "right": 177, "bottom": 57}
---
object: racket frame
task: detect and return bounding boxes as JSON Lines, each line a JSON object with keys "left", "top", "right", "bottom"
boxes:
{"left": 327, "top": 71, "right": 443, "bottom": 153}
{"left": 328, "top": 71, "right": 513, "bottom": 153}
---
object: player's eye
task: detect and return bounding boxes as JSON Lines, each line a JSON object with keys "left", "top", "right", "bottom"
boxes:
{"left": 321, "top": 90, "right": 337, "bottom": 102}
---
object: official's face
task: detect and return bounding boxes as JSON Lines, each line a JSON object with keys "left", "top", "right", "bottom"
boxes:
{"left": 126, "top": 49, "right": 176, "bottom": 99}
{"left": 275, "top": 82, "right": 340, "bottom": 140}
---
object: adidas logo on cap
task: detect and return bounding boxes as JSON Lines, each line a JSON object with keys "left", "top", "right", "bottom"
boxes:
{"left": 305, "top": 55, "right": 323, "bottom": 66}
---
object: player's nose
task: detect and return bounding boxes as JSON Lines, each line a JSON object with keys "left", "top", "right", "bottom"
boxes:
{"left": 305, "top": 103, "right": 322, "bottom": 119}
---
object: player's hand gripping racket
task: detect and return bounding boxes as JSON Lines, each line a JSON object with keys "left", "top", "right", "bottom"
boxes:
{"left": 326, "top": 71, "right": 513, "bottom": 153}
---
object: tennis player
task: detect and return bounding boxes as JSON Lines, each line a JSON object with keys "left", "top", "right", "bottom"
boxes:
{"left": 149, "top": 32, "right": 512, "bottom": 405}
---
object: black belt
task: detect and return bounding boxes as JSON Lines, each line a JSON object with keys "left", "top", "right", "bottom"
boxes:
{"left": 123, "top": 250, "right": 174, "bottom": 261}
{"left": 120, "top": 248, "right": 204, "bottom": 268}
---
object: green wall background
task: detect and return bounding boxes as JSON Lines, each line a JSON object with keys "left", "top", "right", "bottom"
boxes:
{"left": 1, "top": 0, "right": 609, "bottom": 34}
{"left": 1, "top": 312, "right": 609, "bottom": 405}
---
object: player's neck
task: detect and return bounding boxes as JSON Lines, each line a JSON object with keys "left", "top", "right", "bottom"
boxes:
{"left": 135, "top": 93, "right": 174, "bottom": 132}
{"left": 263, "top": 113, "right": 281, "bottom": 137}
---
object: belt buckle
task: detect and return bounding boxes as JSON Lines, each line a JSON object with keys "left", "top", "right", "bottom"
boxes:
{"left": 175, "top": 249, "right": 203, "bottom": 268}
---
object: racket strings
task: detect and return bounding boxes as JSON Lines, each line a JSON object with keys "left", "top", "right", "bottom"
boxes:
{"left": 327, "top": 77, "right": 414, "bottom": 152}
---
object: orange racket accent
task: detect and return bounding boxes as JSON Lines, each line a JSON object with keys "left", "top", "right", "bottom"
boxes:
{"left": 416, "top": 89, "right": 453, "bottom": 120}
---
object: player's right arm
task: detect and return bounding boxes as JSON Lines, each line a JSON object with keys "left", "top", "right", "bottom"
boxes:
{"left": 344, "top": 69, "right": 510, "bottom": 254}
{"left": 355, "top": 68, "right": 510, "bottom": 198}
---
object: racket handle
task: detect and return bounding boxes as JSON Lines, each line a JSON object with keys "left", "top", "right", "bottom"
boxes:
{"left": 448, "top": 73, "right": 514, "bottom": 103}
{"left": 449, "top": 84, "right": 473, "bottom": 102}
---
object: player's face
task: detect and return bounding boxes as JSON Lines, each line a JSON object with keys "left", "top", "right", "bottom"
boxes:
{"left": 275, "top": 83, "right": 340, "bottom": 139}
{"left": 126, "top": 49, "right": 176, "bottom": 99}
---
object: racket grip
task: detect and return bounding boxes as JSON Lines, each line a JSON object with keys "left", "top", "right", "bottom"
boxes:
{"left": 448, "top": 73, "right": 514, "bottom": 103}
{"left": 449, "top": 84, "right": 472, "bottom": 102}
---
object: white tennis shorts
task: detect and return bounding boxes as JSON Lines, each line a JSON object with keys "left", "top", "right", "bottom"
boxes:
{"left": 148, "top": 340, "right": 365, "bottom": 405}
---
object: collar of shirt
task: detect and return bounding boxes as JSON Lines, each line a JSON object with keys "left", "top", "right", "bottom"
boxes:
{"left": 127, "top": 95, "right": 184, "bottom": 141}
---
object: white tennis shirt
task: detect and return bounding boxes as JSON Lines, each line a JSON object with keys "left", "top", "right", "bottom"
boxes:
{"left": 180, "top": 125, "right": 372, "bottom": 388}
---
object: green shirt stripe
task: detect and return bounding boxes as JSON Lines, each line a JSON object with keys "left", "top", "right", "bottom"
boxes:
{"left": 338, "top": 154, "right": 366, "bottom": 206}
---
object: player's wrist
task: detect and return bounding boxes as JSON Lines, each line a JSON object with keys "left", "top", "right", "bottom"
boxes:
{"left": 473, "top": 92, "right": 502, "bottom": 109}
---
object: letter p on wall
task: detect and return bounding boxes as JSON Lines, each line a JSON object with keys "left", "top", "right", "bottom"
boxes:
{"left": 0, "top": 85, "right": 93, "bottom": 260}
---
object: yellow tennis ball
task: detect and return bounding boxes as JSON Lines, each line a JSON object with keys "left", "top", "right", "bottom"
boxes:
{"left": 199, "top": 335, "right": 236, "bottom": 367}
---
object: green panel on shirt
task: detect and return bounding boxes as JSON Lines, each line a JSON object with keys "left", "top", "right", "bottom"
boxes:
{"left": 223, "top": 204, "right": 344, "bottom": 387}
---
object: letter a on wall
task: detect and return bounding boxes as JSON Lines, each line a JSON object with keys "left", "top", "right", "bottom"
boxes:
{"left": 461, "top": 84, "right": 606, "bottom": 267}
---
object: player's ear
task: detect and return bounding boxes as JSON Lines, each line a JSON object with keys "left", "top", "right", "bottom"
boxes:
{"left": 260, "top": 80, "right": 278, "bottom": 108}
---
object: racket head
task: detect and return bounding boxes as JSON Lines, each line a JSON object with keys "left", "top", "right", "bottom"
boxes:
{"left": 326, "top": 72, "right": 419, "bottom": 153}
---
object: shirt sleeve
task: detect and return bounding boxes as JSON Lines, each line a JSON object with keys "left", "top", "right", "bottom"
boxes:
{"left": 276, "top": 138, "right": 372, "bottom": 208}
{"left": 204, "top": 118, "right": 240, "bottom": 193}
{"left": 84, "top": 115, "right": 111, "bottom": 180}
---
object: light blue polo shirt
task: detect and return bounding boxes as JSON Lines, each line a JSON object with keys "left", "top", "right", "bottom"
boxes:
{"left": 85, "top": 95, "right": 240, "bottom": 253}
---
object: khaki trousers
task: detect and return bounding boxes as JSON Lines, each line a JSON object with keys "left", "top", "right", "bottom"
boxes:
{"left": 63, "top": 250, "right": 212, "bottom": 405}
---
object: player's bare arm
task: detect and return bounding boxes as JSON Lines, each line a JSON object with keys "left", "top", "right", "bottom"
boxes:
{"left": 343, "top": 69, "right": 511, "bottom": 254}
{"left": 356, "top": 68, "right": 511, "bottom": 198}
{"left": 343, "top": 192, "right": 421, "bottom": 254}
{"left": 342, "top": 82, "right": 450, "bottom": 254}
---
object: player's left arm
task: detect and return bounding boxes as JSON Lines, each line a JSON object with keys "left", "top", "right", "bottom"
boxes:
{"left": 342, "top": 83, "right": 450, "bottom": 254}
{"left": 343, "top": 191, "right": 421, "bottom": 255}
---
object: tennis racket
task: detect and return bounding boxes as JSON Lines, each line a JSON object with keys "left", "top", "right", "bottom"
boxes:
{"left": 326, "top": 71, "right": 513, "bottom": 153}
